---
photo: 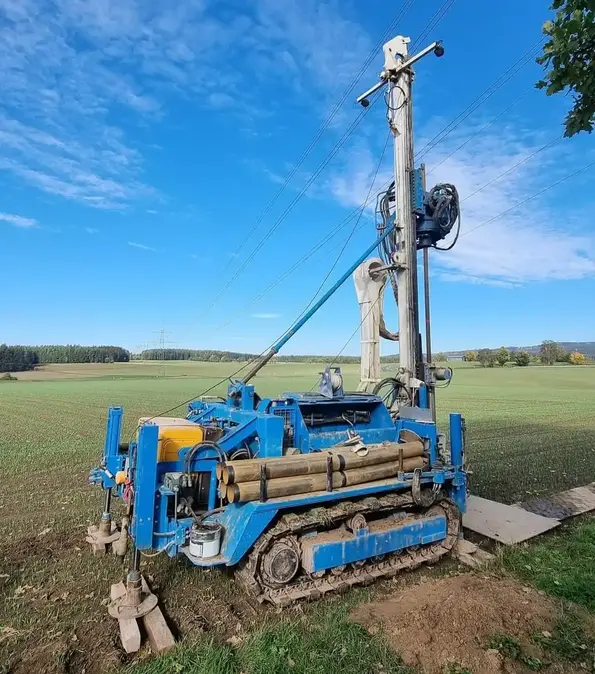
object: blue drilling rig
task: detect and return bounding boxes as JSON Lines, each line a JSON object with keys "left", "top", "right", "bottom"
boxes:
{"left": 89, "top": 35, "right": 466, "bottom": 640}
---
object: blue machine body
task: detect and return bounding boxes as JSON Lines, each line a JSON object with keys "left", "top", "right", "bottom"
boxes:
{"left": 90, "top": 188, "right": 466, "bottom": 578}
{"left": 92, "top": 384, "right": 467, "bottom": 573}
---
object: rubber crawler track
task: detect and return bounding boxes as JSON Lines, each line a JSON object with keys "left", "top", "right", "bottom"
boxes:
{"left": 235, "top": 493, "right": 460, "bottom": 606}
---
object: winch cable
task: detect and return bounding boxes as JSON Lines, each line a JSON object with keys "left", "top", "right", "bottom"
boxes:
{"left": 217, "top": 0, "right": 417, "bottom": 279}
{"left": 430, "top": 183, "right": 460, "bottom": 251}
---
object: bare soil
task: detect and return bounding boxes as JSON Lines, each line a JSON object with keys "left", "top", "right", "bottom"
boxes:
{"left": 0, "top": 529, "right": 265, "bottom": 674}
{"left": 350, "top": 572, "right": 581, "bottom": 674}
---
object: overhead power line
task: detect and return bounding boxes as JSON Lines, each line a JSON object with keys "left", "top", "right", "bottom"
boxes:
{"left": 269, "top": 132, "right": 393, "bottom": 336}
{"left": 414, "top": 38, "right": 544, "bottom": 162}
{"left": 217, "top": 132, "right": 391, "bottom": 329}
{"left": 207, "top": 94, "right": 382, "bottom": 310}
{"left": 213, "top": 0, "right": 460, "bottom": 307}
{"left": 460, "top": 135, "right": 561, "bottom": 204}
{"left": 219, "top": 0, "right": 417, "bottom": 278}
{"left": 426, "top": 87, "right": 533, "bottom": 176}
{"left": 460, "top": 158, "right": 595, "bottom": 239}
{"left": 411, "top": 0, "right": 458, "bottom": 51}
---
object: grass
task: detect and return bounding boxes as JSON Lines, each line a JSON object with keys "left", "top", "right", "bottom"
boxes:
{"left": 487, "top": 634, "right": 545, "bottom": 670}
{"left": 122, "top": 600, "right": 411, "bottom": 674}
{"left": 531, "top": 612, "right": 595, "bottom": 665}
{"left": 1, "top": 360, "right": 595, "bottom": 672}
{"left": 504, "top": 518, "right": 595, "bottom": 610}
{"left": 499, "top": 517, "right": 595, "bottom": 671}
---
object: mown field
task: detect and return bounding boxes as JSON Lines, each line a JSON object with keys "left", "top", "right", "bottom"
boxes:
{"left": 1, "top": 360, "right": 595, "bottom": 673}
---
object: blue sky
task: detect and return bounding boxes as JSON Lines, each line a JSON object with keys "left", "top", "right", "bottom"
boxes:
{"left": 1, "top": 0, "right": 594, "bottom": 356}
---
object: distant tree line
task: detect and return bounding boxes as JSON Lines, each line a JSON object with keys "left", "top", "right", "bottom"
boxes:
{"left": 0, "top": 345, "right": 39, "bottom": 372}
{"left": 137, "top": 348, "right": 369, "bottom": 364}
{"left": 0, "top": 344, "right": 130, "bottom": 372}
{"left": 466, "top": 341, "right": 591, "bottom": 368}
{"left": 35, "top": 345, "right": 130, "bottom": 364}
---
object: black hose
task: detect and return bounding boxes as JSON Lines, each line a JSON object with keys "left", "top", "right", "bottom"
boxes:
{"left": 428, "top": 183, "right": 461, "bottom": 250}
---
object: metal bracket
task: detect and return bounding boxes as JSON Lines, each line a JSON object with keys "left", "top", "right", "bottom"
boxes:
{"left": 356, "top": 39, "right": 444, "bottom": 106}
{"left": 392, "top": 252, "right": 406, "bottom": 268}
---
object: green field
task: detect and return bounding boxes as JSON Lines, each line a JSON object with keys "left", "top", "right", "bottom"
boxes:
{"left": 1, "top": 360, "right": 595, "bottom": 673}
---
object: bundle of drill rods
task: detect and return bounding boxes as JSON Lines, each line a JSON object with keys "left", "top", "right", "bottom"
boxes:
{"left": 217, "top": 439, "right": 426, "bottom": 503}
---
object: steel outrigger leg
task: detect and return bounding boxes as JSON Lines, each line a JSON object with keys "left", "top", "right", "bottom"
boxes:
{"left": 107, "top": 544, "right": 175, "bottom": 654}
{"left": 86, "top": 488, "right": 121, "bottom": 555}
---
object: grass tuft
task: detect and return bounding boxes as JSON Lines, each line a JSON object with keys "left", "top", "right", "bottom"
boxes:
{"left": 122, "top": 640, "right": 239, "bottom": 674}
{"left": 123, "top": 602, "right": 412, "bottom": 674}
{"left": 531, "top": 613, "right": 595, "bottom": 665}
{"left": 487, "top": 634, "right": 544, "bottom": 670}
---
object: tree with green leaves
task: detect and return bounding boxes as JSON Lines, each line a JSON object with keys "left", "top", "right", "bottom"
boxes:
{"left": 464, "top": 350, "right": 477, "bottom": 362}
{"left": 495, "top": 347, "right": 509, "bottom": 367}
{"left": 514, "top": 350, "right": 531, "bottom": 367}
{"left": 537, "top": 0, "right": 595, "bottom": 136}
{"left": 435, "top": 352, "right": 447, "bottom": 362}
{"left": 540, "top": 340, "right": 568, "bottom": 365}
{"left": 477, "top": 348, "right": 496, "bottom": 368}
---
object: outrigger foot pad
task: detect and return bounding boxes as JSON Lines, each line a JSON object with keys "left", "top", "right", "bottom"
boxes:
{"left": 86, "top": 515, "right": 121, "bottom": 556}
{"left": 108, "top": 574, "right": 175, "bottom": 654}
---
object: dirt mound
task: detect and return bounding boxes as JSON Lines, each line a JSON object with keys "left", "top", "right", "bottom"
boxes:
{"left": 351, "top": 573, "right": 564, "bottom": 674}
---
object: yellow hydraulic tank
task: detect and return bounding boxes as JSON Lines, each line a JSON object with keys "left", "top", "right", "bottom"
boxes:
{"left": 138, "top": 417, "right": 205, "bottom": 462}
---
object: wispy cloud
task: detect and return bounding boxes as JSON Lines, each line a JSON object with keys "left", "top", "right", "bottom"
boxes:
{"left": 85, "top": 227, "right": 99, "bottom": 234}
{"left": 251, "top": 312, "right": 281, "bottom": 319}
{"left": 0, "top": 0, "right": 372, "bottom": 210}
{"left": 128, "top": 241, "right": 156, "bottom": 252}
{"left": 0, "top": 212, "right": 39, "bottom": 228}
{"left": 327, "top": 122, "right": 595, "bottom": 284}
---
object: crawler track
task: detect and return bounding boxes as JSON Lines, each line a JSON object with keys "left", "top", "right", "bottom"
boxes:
{"left": 236, "top": 493, "right": 460, "bottom": 606}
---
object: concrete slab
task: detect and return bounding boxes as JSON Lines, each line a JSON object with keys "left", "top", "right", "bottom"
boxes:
{"left": 463, "top": 495, "right": 559, "bottom": 545}
{"left": 521, "top": 483, "right": 595, "bottom": 520}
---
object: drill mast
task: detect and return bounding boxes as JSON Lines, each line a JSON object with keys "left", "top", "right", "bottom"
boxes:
{"left": 357, "top": 37, "right": 447, "bottom": 406}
